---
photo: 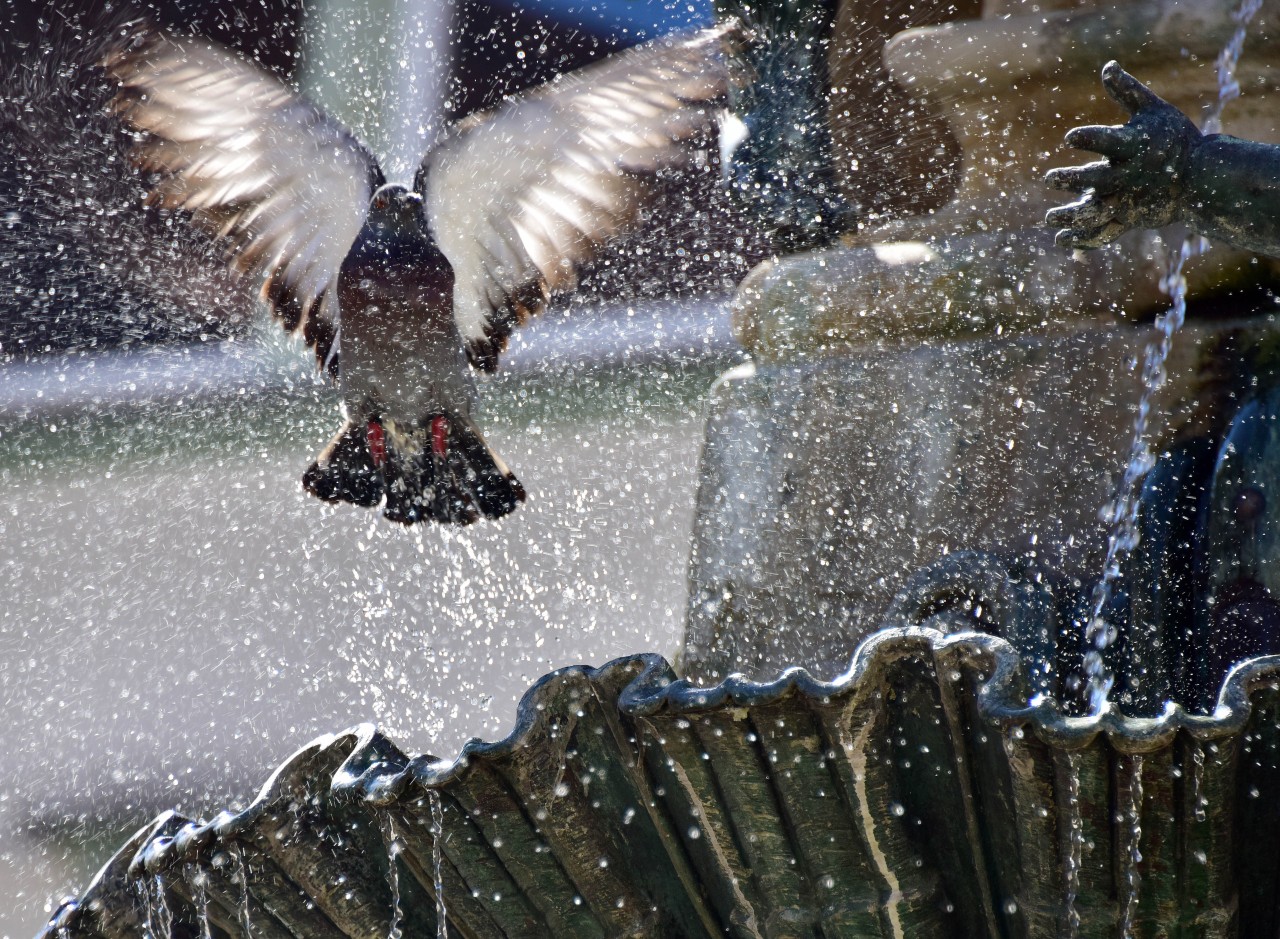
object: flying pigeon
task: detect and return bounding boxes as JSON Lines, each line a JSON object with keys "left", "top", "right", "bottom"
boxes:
{"left": 104, "top": 21, "right": 743, "bottom": 525}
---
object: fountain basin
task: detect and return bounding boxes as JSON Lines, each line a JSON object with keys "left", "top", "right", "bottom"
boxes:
{"left": 41, "top": 622, "right": 1280, "bottom": 939}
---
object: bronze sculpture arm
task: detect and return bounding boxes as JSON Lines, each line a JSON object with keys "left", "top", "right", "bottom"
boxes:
{"left": 1045, "top": 61, "right": 1280, "bottom": 258}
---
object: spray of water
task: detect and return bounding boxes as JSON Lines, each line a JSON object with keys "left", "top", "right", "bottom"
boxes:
{"left": 1083, "top": 0, "right": 1264, "bottom": 713}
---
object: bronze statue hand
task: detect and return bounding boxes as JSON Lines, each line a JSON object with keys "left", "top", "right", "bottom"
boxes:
{"left": 1045, "top": 61, "right": 1201, "bottom": 249}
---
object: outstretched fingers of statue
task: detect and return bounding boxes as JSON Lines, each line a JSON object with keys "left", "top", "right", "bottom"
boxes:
{"left": 1046, "top": 195, "right": 1113, "bottom": 231}
{"left": 1101, "top": 60, "right": 1167, "bottom": 117}
{"left": 1046, "top": 197, "right": 1125, "bottom": 248}
{"left": 1064, "top": 124, "right": 1141, "bottom": 159}
{"left": 1045, "top": 161, "right": 1119, "bottom": 195}
{"left": 1053, "top": 217, "right": 1126, "bottom": 250}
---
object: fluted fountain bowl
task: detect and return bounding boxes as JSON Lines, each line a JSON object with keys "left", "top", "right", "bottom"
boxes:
{"left": 37, "top": 620, "right": 1280, "bottom": 939}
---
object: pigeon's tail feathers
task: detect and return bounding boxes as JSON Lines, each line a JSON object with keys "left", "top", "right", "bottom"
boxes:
{"left": 302, "top": 420, "right": 384, "bottom": 508}
{"left": 450, "top": 416, "right": 528, "bottom": 520}
{"left": 301, "top": 415, "right": 525, "bottom": 526}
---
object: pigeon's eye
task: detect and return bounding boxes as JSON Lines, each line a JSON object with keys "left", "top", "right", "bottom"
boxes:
{"left": 373, "top": 195, "right": 388, "bottom": 210}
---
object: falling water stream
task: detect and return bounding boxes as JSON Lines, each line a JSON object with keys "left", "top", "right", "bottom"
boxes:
{"left": 1061, "top": 750, "right": 1084, "bottom": 939}
{"left": 380, "top": 814, "right": 405, "bottom": 939}
{"left": 1083, "top": 0, "right": 1265, "bottom": 713}
{"left": 428, "top": 790, "right": 448, "bottom": 939}
{"left": 151, "top": 876, "right": 173, "bottom": 939}
{"left": 1119, "top": 756, "right": 1145, "bottom": 939}
{"left": 137, "top": 878, "right": 157, "bottom": 939}
{"left": 233, "top": 843, "right": 253, "bottom": 938}
{"left": 1191, "top": 741, "right": 1208, "bottom": 823}
{"left": 189, "top": 865, "right": 214, "bottom": 939}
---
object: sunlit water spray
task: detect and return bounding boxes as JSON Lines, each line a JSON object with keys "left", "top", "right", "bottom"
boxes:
{"left": 1083, "top": 0, "right": 1264, "bottom": 713}
{"left": 341, "top": 520, "right": 554, "bottom": 745}
{"left": 1, "top": 18, "right": 257, "bottom": 357}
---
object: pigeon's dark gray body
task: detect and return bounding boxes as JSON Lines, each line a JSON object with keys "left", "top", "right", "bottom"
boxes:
{"left": 305, "top": 186, "right": 523, "bottom": 524}
{"left": 105, "top": 22, "right": 741, "bottom": 525}
{"left": 338, "top": 193, "right": 464, "bottom": 428}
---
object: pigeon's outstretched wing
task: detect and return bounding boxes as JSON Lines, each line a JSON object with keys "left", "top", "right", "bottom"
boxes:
{"left": 421, "top": 21, "right": 743, "bottom": 372}
{"left": 105, "top": 29, "right": 384, "bottom": 376}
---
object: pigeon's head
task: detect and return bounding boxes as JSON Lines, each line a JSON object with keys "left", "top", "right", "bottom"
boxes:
{"left": 369, "top": 183, "right": 425, "bottom": 232}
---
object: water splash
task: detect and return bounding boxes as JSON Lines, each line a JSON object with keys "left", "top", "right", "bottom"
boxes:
{"left": 1083, "top": 0, "right": 1263, "bottom": 713}
{"left": 429, "top": 790, "right": 448, "bottom": 939}
{"left": 1119, "top": 755, "right": 1145, "bottom": 938}
{"left": 380, "top": 814, "right": 405, "bottom": 939}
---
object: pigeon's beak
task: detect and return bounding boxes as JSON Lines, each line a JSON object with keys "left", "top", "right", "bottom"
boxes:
{"left": 399, "top": 192, "right": 424, "bottom": 210}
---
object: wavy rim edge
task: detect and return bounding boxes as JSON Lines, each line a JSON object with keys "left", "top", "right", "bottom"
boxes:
{"left": 44, "top": 626, "right": 1280, "bottom": 936}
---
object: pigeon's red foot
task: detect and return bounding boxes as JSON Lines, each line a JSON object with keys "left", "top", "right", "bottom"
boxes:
{"left": 303, "top": 414, "right": 525, "bottom": 526}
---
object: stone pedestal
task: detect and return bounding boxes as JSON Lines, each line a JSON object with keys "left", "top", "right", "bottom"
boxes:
{"left": 682, "top": 0, "right": 1280, "bottom": 684}
{"left": 685, "top": 316, "right": 1280, "bottom": 681}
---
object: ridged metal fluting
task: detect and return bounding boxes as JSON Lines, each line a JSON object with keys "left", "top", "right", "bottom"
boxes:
{"left": 37, "top": 628, "right": 1280, "bottom": 939}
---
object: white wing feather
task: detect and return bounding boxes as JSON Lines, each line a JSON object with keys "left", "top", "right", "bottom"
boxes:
{"left": 106, "top": 30, "right": 382, "bottom": 375}
{"left": 422, "top": 21, "right": 741, "bottom": 371}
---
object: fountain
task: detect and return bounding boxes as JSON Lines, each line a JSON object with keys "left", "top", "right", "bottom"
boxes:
{"left": 27, "top": 0, "right": 1280, "bottom": 936}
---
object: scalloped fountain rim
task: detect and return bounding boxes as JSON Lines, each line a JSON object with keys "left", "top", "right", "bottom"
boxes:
{"left": 53, "top": 623, "right": 1280, "bottom": 922}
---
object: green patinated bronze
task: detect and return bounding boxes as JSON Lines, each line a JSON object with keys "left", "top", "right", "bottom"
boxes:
{"left": 1048, "top": 61, "right": 1280, "bottom": 257}
{"left": 39, "top": 607, "right": 1280, "bottom": 938}
{"left": 712, "top": 0, "right": 851, "bottom": 252}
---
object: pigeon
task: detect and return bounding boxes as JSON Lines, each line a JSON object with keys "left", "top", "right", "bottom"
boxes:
{"left": 104, "top": 20, "right": 743, "bottom": 525}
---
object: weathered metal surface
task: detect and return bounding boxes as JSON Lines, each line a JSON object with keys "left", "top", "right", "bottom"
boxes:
{"left": 713, "top": 0, "right": 850, "bottom": 251}
{"left": 682, "top": 320, "right": 1267, "bottom": 683}
{"left": 38, "top": 625, "right": 1280, "bottom": 939}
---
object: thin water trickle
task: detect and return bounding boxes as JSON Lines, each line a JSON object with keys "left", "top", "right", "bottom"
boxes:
{"left": 429, "top": 790, "right": 448, "bottom": 939}
{"left": 137, "top": 877, "right": 157, "bottom": 939}
{"left": 1084, "top": 0, "right": 1264, "bottom": 712}
{"left": 1191, "top": 741, "right": 1208, "bottom": 823}
{"left": 190, "top": 865, "right": 215, "bottom": 939}
{"left": 1061, "top": 751, "right": 1084, "bottom": 939}
{"left": 1119, "top": 755, "right": 1144, "bottom": 938}
{"left": 233, "top": 842, "right": 253, "bottom": 939}
{"left": 152, "top": 876, "right": 174, "bottom": 939}
{"left": 380, "top": 814, "right": 405, "bottom": 939}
